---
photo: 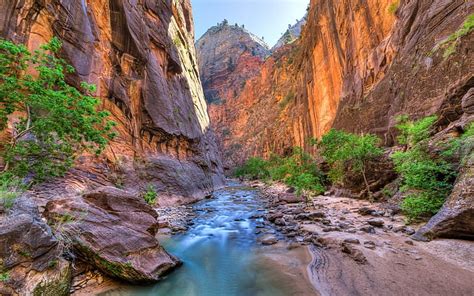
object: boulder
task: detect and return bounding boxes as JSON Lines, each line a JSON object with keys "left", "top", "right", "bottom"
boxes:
{"left": 340, "top": 243, "right": 367, "bottom": 264}
{"left": 44, "top": 186, "right": 180, "bottom": 283}
{"left": 276, "top": 192, "right": 304, "bottom": 204}
{"left": 413, "top": 151, "right": 474, "bottom": 241}
{"left": 0, "top": 197, "right": 71, "bottom": 295}
{"left": 259, "top": 234, "right": 278, "bottom": 245}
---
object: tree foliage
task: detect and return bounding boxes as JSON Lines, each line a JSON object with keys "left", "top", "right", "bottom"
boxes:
{"left": 0, "top": 38, "right": 115, "bottom": 183}
{"left": 318, "top": 129, "right": 383, "bottom": 198}
{"left": 234, "top": 147, "right": 325, "bottom": 196}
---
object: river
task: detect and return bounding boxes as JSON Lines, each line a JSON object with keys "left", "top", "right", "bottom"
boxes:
{"left": 101, "top": 181, "right": 316, "bottom": 296}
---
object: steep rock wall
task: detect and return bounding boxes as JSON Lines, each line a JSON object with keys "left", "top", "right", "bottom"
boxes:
{"left": 1, "top": 0, "right": 224, "bottom": 203}
{"left": 202, "top": 0, "right": 473, "bottom": 168}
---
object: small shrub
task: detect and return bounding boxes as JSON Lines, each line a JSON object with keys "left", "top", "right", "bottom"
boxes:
{"left": 401, "top": 193, "right": 446, "bottom": 221}
{"left": 234, "top": 148, "right": 325, "bottom": 196}
{"left": 143, "top": 185, "right": 158, "bottom": 205}
{"left": 0, "top": 174, "right": 24, "bottom": 209}
{"left": 395, "top": 115, "right": 437, "bottom": 147}
{"left": 285, "top": 173, "right": 324, "bottom": 196}
{"left": 435, "top": 13, "right": 474, "bottom": 58}
{"left": 0, "top": 271, "right": 9, "bottom": 282}
{"left": 279, "top": 91, "right": 294, "bottom": 109}
{"left": 388, "top": 1, "right": 399, "bottom": 14}
{"left": 48, "top": 259, "right": 59, "bottom": 269}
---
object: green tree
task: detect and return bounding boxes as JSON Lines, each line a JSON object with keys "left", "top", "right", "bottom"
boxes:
{"left": 318, "top": 129, "right": 383, "bottom": 199}
{"left": 0, "top": 38, "right": 115, "bottom": 183}
{"left": 234, "top": 157, "right": 270, "bottom": 180}
{"left": 234, "top": 147, "right": 325, "bottom": 197}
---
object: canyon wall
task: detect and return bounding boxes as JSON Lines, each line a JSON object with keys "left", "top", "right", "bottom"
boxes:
{"left": 202, "top": 0, "right": 473, "bottom": 168}
{"left": 1, "top": 0, "right": 224, "bottom": 203}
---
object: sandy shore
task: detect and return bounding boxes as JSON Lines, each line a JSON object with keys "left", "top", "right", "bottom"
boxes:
{"left": 250, "top": 180, "right": 474, "bottom": 296}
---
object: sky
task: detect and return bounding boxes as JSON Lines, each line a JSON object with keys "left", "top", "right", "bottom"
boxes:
{"left": 191, "top": 0, "right": 309, "bottom": 47}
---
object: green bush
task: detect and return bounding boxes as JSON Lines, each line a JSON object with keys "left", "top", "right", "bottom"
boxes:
{"left": 143, "top": 184, "right": 158, "bottom": 206}
{"left": 234, "top": 148, "right": 325, "bottom": 196}
{"left": 234, "top": 157, "right": 270, "bottom": 180}
{"left": 0, "top": 271, "right": 9, "bottom": 282}
{"left": 392, "top": 115, "right": 456, "bottom": 221}
{"left": 401, "top": 193, "right": 446, "bottom": 221}
{"left": 387, "top": 1, "right": 399, "bottom": 14}
{"left": 395, "top": 115, "right": 437, "bottom": 147}
{"left": 0, "top": 38, "right": 115, "bottom": 182}
{"left": 285, "top": 173, "right": 324, "bottom": 196}
{"left": 318, "top": 129, "right": 383, "bottom": 198}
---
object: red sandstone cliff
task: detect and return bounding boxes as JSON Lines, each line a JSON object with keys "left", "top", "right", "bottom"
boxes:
{"left": 202, "top": 0, "right": 473, "bottom": 169}
{"left": 1, "top": 0, "right": 224, "bottom": 203}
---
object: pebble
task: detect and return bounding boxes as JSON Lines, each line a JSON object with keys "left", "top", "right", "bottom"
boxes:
{"left": 259, "top": 234, "right": 278, "bottom": 245}
{"left": 367, "top": 218, "right": 384, "bottom": 227}
{"left": 343, "top": 238, "right": 360, "bottom": 244}
{"left": 360, "top": 225, "right": 376, "bottom": 234}
{"left": 363, "top": 241, "right": 376, "bottom": 249}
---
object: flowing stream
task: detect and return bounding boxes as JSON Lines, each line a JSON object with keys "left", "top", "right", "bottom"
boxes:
{"left": 102, "top": 181, "right": 315, "bottom": 296}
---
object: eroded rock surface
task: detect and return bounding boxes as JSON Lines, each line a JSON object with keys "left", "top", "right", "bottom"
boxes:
{"left": 0, "top": 198, "right": 71, "bottom": 295}
{"left": 44, "top": 187, "right": 180, "bottom": 283}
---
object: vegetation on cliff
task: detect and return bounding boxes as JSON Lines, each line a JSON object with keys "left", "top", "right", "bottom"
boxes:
{"left": 392, "top": 116, "right": 473, "bottom": 221}
{"left": 0, "top": 38, "right": 115, "bottom": 193}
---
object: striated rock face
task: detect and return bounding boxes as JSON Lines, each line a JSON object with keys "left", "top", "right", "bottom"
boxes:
{"left": 196, "top": 21, "right": 270, "bottom": 167}
{"left": 44, "top": 186, "right": 180, "bottom": 283}
{"left": 1, "top": 0, "right": 223, "bottom": 202}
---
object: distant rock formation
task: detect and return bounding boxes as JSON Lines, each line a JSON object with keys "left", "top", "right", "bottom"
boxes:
{"left": 272, "top": 17, "right": 306, "bottom": 51}
{"left": 196, "top": 20, "right": 270, "bottom": 104}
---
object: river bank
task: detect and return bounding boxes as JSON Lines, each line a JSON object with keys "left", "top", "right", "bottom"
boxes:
{"left": 251, "top": 180, "right": 474, "bottom": 296}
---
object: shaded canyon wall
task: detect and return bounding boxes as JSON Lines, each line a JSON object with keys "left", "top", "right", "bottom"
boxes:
{"left": 1, "top": 0, "right": 224, "bottom": 203}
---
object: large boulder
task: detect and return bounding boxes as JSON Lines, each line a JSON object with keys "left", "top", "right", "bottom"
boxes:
{"left": 413, "top": 150, "right": 474, "bottom": 241}
{"left": 0, "top": 197, "right": 71, "bottom": 295}
{"left": 44, "top": 186, "right": 180, "bottom": 283}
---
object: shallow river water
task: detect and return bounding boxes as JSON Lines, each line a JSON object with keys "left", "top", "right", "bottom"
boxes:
{"left": 102, "top": 181, "right": 315, "bottom": 296}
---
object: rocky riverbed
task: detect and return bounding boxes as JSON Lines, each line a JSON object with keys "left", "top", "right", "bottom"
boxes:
{"left": 70, "top": 180, "right": 474, "bottom": 296}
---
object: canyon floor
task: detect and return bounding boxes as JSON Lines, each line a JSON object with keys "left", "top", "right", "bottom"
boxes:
{"left": 70, "top": 180, "right": 474, "bottom": 296}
